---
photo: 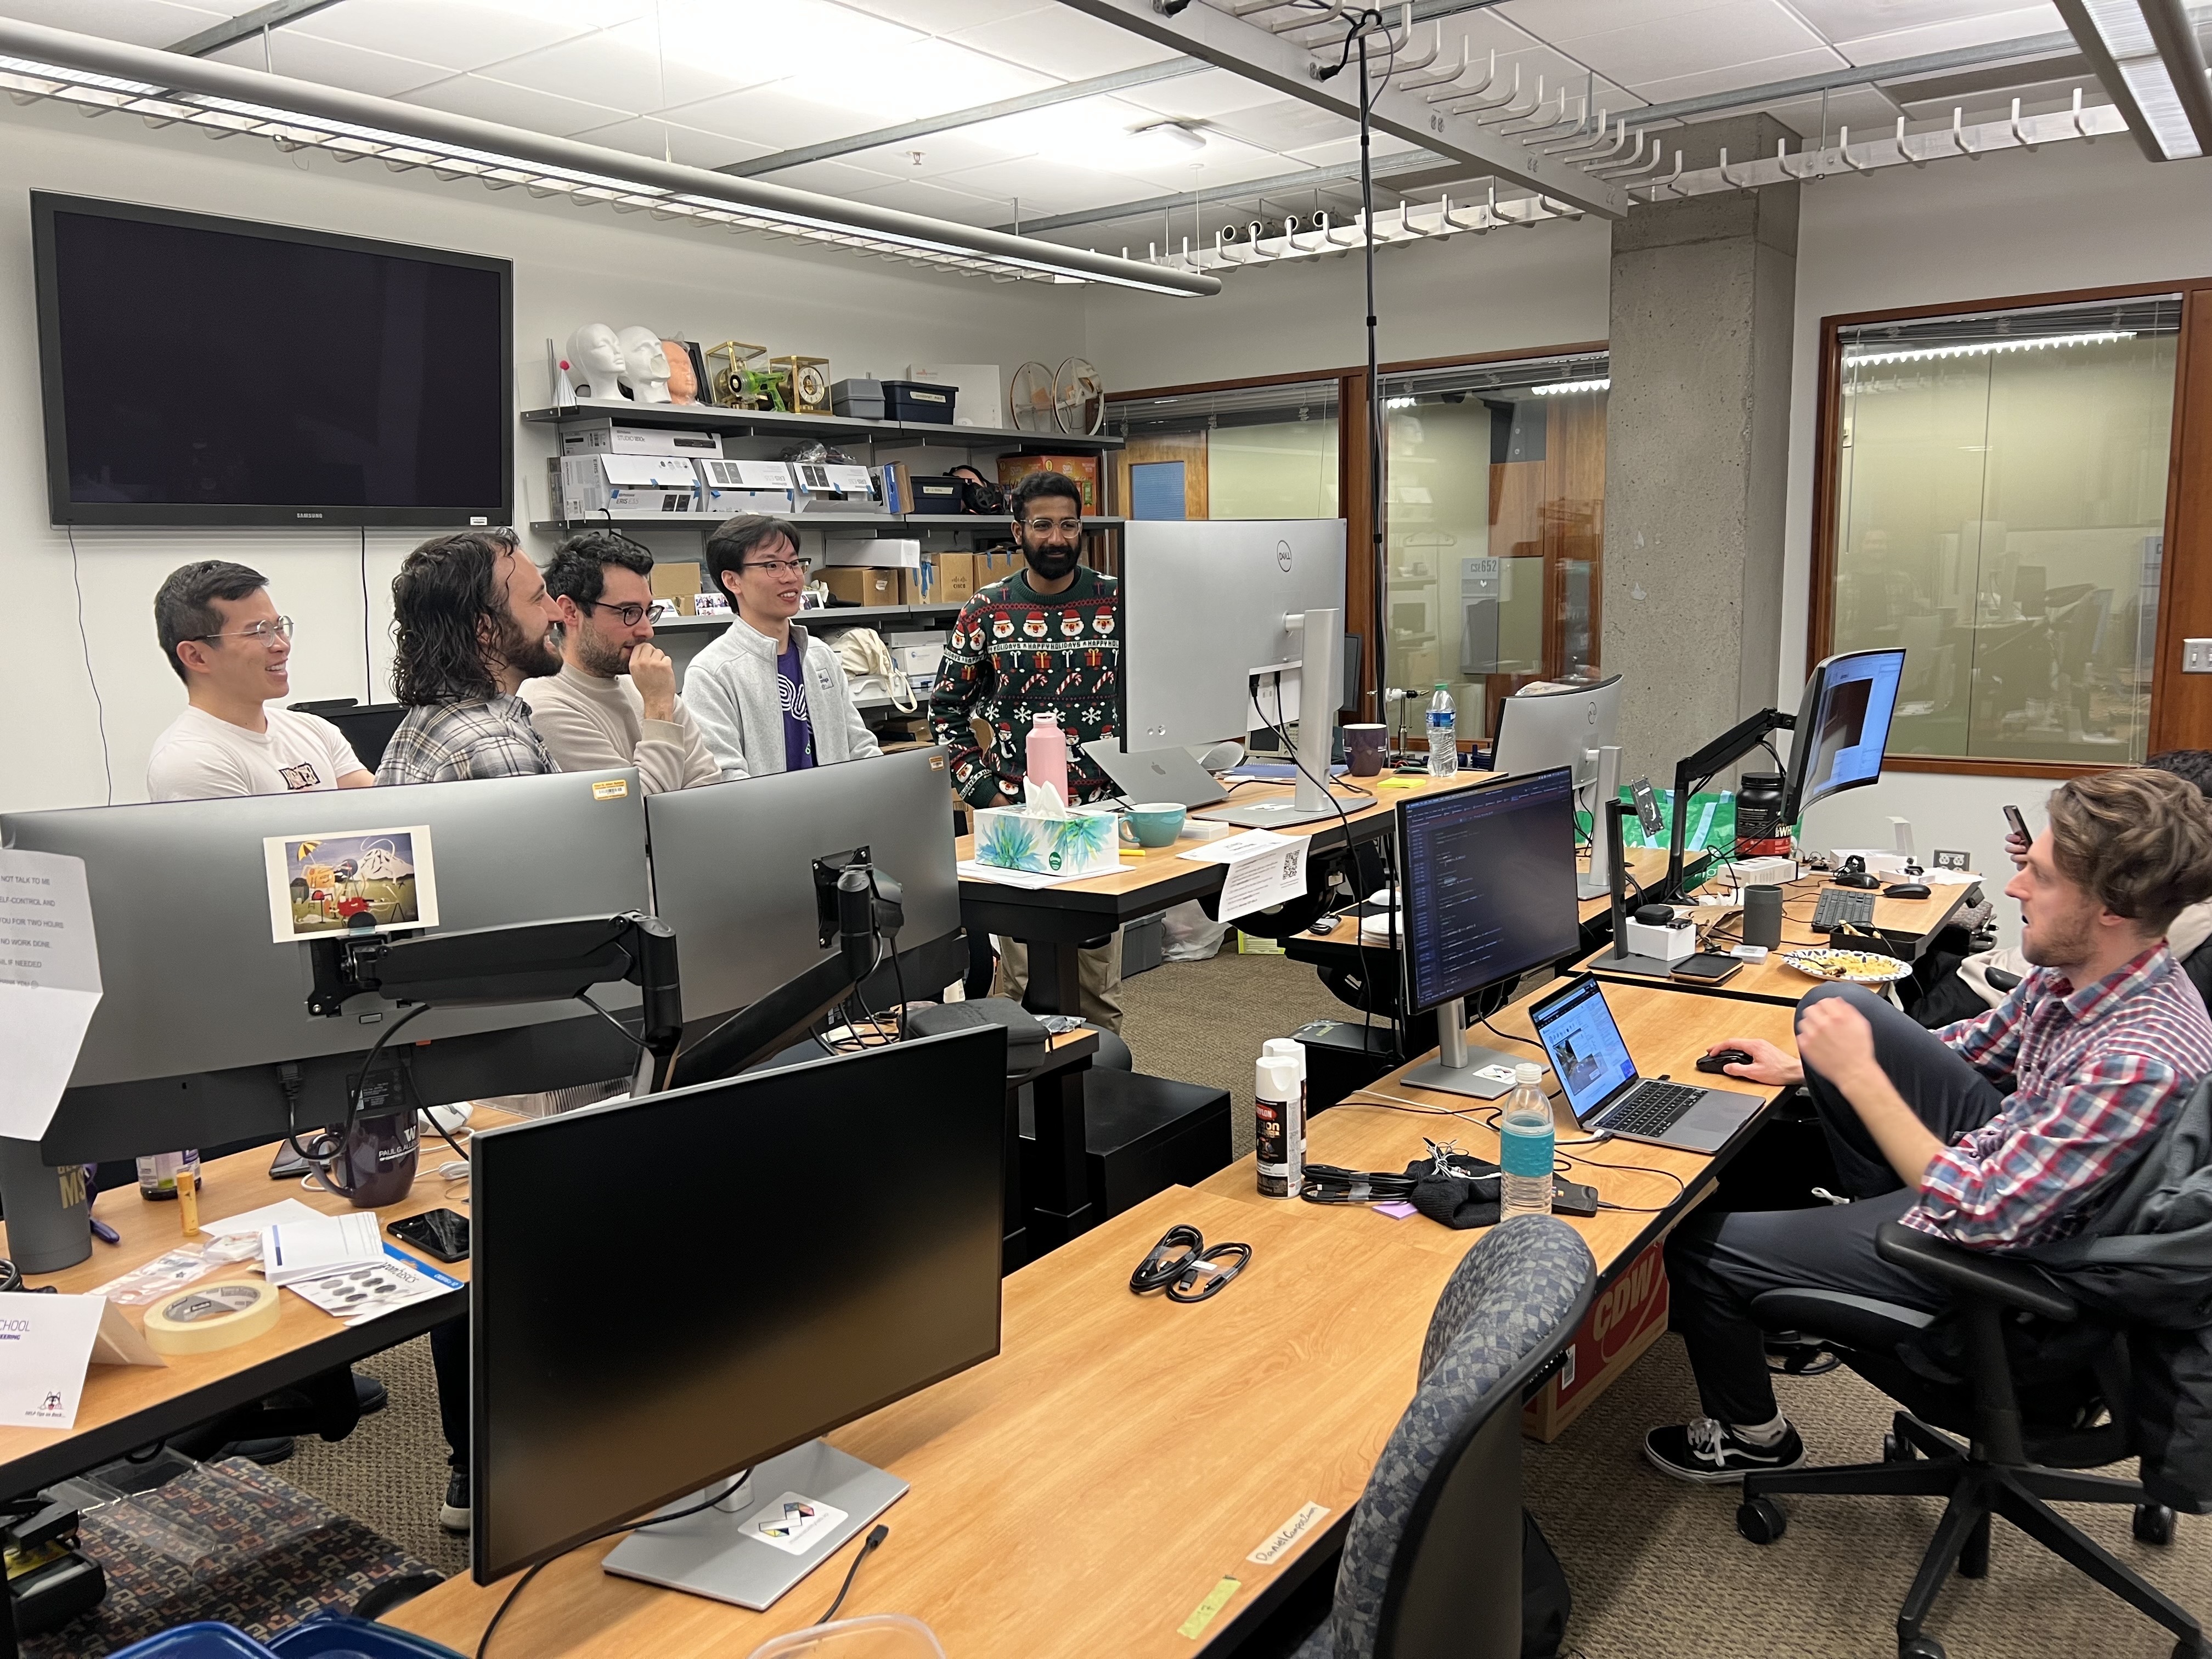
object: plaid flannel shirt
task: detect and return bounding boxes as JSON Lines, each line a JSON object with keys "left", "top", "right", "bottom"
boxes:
{"left": 375, "top": 696, "right": 557, "bottom": 785}
{"left": 1909, "top": 943, "right": 2212, "bottom": 1247}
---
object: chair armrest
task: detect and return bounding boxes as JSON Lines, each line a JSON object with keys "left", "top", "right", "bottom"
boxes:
{"left": 1875, "top": 1221, "right": 2077, "bottom": 1320}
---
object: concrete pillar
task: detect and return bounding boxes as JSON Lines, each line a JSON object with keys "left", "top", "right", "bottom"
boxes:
{"left": 1601, "top": 114, "right": 1799, "bottom": 789}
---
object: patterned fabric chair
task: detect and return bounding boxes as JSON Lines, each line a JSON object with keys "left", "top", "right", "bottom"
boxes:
{"left": 1295, "top": 1215, "right": 1596, "bottom": 1659}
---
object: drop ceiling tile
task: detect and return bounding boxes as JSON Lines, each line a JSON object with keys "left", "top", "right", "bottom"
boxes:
{"left": 773, "top": 36, "right": 1050, "bottom": 121}
{"left": 654, "top": 84, "right": 889, "bottom": 148}
{"left": 397, "top": 71, "right": 634, "bottom": 136}
{"left": 562, "top": 115, "right": 765, "bottom": 171}
{"left": 1277, "top": 133, "right": 1424, "bottom": 170}
{"left": 943, "top": 6, "right": 1183, "bottom": 77}
{"left": 925, "top": 155, "right": 1182, "bottom": 214}
{"left": 290, "top": 0, "right": 635, "bottom": 72}
{"left": 746, "top": 155, "right": 921, "bottom": 197}
{"left": 1630, "top": 45, "right": 1846, "bottom": 103}
{"left": 1201, "top": 98, "right": 1359, "bottom": 155}
{"left": 472, "top": 19, "right": 753, "bottom": 111}
{"left": 1786, "top": 0, "right": 2056, "bottom": 45}
{"left": 833, "top": 0, "right": 1048, "bottom": 32}
{"left": 1830, "top": 4, "right": 2066, "bottom": 63}
{"left": 1496, "top": 0, "right": 1738, "bottom": 40}
{"left": 1556, "top": 1, "right": 1829, "bottom": 87}
{"left": 0, "top": 0, "right": 222, "bottom": 47}
{"left": 839, "top": 174, "right": 1018, "bottom": 226}
{"left": 207, "top": 31, "right": 448, "bottom": 99}
{"left": 1757, "top": 84, "right": 1903, "bottom": 135}
{"left": 1115, "top": 67, "right": 1296, "bottom": 124}
{"left": 816, "top": 128, "right": 1030, "bottom": 178}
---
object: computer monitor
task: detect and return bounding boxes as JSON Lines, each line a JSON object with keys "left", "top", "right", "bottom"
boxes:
{"left": 1, "top": 769, "right": 650, "bottom": 1163}
{"left": 472, "top": 1028, "right": 1006, "bottom": 1601}
{"left": 1490, "top": 676, "right": 1621, "bottom": 788}
{"left": 1781, "top": 648, "right": 1906, "bottom": 824}
{"left": 644, "top": 749, "right": 963, "bottom": 1030}
{"left": 1396, "top": 768, "right": 1581, "bottom": 1099}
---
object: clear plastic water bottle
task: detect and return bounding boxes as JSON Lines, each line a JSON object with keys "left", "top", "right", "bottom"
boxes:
{"left": 1426, "top": 681, "right": 1458, "bottom": 778}
{"left": 1499, "top": 1063, "right": 1555, "bottom": 1222}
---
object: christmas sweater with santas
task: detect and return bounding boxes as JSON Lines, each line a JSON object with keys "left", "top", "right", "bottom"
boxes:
{"left": 930, "top": 565, "right": 1121, "bottom": 809}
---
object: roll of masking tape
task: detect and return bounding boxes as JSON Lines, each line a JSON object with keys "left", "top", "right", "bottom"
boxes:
{"left": 144, "top": 1281, "right": 281, "bottom": 1354}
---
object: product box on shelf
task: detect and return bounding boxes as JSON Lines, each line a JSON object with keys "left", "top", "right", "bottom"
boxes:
{"left": 971, "top": 804, "right": 1120, "bottom": 877}
{"left": 554, "top": 454, "right": 699, "bottom": 520}
{"left": 823, "top": 535, "right": 922, "bottom": 569}
{"left": 997, "top": 454, "right": 1102, "bottom": 512}
{"left": 791, "top": 460, "right": 886, "bottom": 514}
{"left": 883, "top": 380, "right": 956, "bottom": 425}
{"left": 933, "top": 552, "right": 980, "bottom": 603}
{"left": 560, "top": 419, "right": 720, "bottom": 458}
{"left": 821, "top": 567, "right": 900, "bottom": 607}
{"left": 651, "top": 561, "right": 702, "bottom": 617}
{"left": 695, "top": 458, "right": 797, "bottom": 514}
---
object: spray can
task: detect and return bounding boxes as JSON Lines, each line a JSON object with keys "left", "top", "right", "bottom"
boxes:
{"left": 1255, "top": 1055, "right": 1305, "bottom": 1198}
{"left": 1261, "top": 1037, "right": 1308, "bottom": 1123}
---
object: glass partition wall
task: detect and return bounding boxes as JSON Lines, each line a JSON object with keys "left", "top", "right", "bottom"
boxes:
{"left": 1378, "top": 352, "right": 1609, "bottom": 750}
{"left": 1827, "top": 296, "right": 2181, "bottom": 768}
{"left": 1103, "top": 379, "right": 1341, "bottom": 521}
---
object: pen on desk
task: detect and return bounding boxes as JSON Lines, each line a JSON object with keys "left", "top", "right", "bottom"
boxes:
{"left": 89, "top": 1216, "right": 120, "bottom": 1245}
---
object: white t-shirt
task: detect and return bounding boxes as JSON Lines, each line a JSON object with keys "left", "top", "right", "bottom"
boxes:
{"left": 146, "top": 705, "right": 365, "bottom": 801}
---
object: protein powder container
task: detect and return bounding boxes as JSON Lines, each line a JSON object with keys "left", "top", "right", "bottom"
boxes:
{"left": 1735, "top": 772, "right": 1789, "bottom": 859}
{"left": 1255, "top": 1055, "right": 1305, "bottom": 1198}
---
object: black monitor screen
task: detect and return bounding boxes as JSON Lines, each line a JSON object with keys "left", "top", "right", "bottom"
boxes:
{"left": 1785, "top": 649, "right": 1905, "bottom": 821}
{"left": 1399, "top": 769, "right": 1581, "bottom": 1015}
{"left": 33, "top": 194, "right": 511, "bottom": 526}
{"left": 471, "top": 1029, "right": 1006, "bottom": 1582}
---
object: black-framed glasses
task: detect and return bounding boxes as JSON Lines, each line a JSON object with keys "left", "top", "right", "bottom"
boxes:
{"left": 586, "top": 600, "right": 652, "bottom": 628}
{"left": 742, "top": 556, "right": 814, "bottom": 575}
{"left": 196, "top": 616, "right": 292, "bottom": 646}
{"left": 1021, "top": 517, "right": 1084, "bottom": 536}
{"left": 1130, "top": 1224, "right": 1252, "bottom": 1303}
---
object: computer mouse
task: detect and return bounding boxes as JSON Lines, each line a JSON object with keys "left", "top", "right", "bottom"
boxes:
{"left": 1697, "top": 1048, "right": 1752, "bottom": 1074}
{"left": 1886, "top": 882, "right": 1932, "bottom": 899}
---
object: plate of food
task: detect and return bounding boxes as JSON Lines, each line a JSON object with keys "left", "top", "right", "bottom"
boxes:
{"left": 1781, "top": 947, "right": 1912, "bottom": 984}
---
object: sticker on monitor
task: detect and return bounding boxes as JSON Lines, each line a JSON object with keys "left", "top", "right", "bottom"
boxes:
{"left": 263, "top": 826, "right": 439, "bottom": 944}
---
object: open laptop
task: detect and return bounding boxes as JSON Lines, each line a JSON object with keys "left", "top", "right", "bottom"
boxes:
{"left": 1082, "top": 739, "right": 1228, "bottom": 810}
{"left": 1528, "top": 976, "right": 1764, "bottom": 1153}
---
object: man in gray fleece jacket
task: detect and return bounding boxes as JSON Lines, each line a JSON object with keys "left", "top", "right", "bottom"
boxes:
{"left": 682, "top": 514, "right": 881, "bottom": 780}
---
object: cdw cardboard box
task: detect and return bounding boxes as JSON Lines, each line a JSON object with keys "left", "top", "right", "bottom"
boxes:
{"left": 1522, "top": 1238, "right": 1669, "bottom": 1441}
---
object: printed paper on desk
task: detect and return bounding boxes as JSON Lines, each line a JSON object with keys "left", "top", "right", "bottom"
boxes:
{"left": 0, "top": 1292, "right": 108, "bottom": 1430}
{"left": 1217, "top": 833, "right": 1309, "bottom": 925}
{"left": 0, "top": 849, "right": 101, "bottom": 1142}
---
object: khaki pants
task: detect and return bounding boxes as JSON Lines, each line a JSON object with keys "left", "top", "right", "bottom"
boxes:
{"left": 995, "top": 932, "right": 1124, "bottom": 1032}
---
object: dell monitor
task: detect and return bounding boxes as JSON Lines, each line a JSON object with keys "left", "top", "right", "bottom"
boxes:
{"left": 472, "top": 1028, "right": 1007, "bottom": 1604}
{"left": 1491, "top": 675, "right": 1623, "bottom": 901}
{"left": 1781, "top": 648, "right": 1906, "bottom": 825}
{"left": 1397, "top": 768, "right": 1582, "bottom": 1099}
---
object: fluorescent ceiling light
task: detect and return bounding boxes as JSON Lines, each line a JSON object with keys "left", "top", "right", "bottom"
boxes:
{"left": 1528, "top": 378, "right": 1611, "bottom": 395}
{"left": 1843, "top": 330, "right": 2137, "bottom": 366}
{"left": 2055, "top": 0, "right": 2212, "bottom": 160}
{"left": 1132, "top": 120, "right": 1207, "bottom": 155}
{"left": 0, "top": 16, "right": 1215, "bottom": 297}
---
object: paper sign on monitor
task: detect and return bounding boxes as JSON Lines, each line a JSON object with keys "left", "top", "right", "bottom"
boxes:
{"left": 0, "top": 849, "right": 101, "bottom": 1141}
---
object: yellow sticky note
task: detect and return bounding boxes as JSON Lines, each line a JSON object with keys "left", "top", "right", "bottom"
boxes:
{"left": 1178, "top": 1577, "right": 1240, "bottom": 1639}
{"left": 1377, "top": 776, "right": 1422, "bottom": 789}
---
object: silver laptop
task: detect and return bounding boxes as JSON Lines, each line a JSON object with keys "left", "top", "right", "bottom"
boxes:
{"left": 1529, "top": 977, "right": 1764, "bottom": 1154}
{"left": 1082, "top": 739, "right": 1228, "bottom": 809}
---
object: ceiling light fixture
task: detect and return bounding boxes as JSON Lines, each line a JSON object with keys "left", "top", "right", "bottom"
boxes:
{"left": 1132, "top": 119, "right": 1208, "bottom": 154}
{"left": 0, "top": 16, "right": 1217, "bottom": 297}
{"left": 1843, "top": 330, "right": 2137, "bottom": 366}
{"left": 1528, "top": 377, "right": 1611, "bottom": 396}
{"left": 2053, "top": 0, "right": 2212, "bottom": 160}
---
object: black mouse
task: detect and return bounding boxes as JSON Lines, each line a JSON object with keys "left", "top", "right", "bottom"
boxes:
{"left": 1697, "top": 1048, "right": 1752, "bottom": 1074}
{"left": 1886, "top": 882, "right": 1932, "bottom": 899}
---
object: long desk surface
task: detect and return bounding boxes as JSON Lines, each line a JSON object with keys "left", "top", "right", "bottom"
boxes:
{"left": 389, "top": 977, "right": 1802, "bottom": 1659}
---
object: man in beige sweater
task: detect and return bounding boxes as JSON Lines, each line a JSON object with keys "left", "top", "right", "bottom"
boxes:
{"left": 518, "top": 532, "right": 720, "bottom": 794}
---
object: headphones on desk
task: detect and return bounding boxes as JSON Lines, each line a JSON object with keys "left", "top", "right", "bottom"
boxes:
{"left": 1832, "top": 855, "right": 1883, "bottom": 890}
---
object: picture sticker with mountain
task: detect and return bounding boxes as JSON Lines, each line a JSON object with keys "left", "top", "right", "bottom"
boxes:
{"left": 261, "top": 826, "right": 441, "bottom": 944}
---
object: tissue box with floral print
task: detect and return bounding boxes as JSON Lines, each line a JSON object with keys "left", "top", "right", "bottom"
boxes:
{"left": 972, "top": 805, "right": 1120, "bottom": 877}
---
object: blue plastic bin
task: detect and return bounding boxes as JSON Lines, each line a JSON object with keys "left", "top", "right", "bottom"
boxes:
{"left": 109, "top": 1626, "right": 280, "bottom": 1659}
{"left": 267, "top": 1614, "right": 467, "bottom": 1659}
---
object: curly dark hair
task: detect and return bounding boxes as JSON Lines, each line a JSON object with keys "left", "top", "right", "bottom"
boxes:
{"left": 2046, "top": 769, "right": 2212, "bottom": 935}
{"left": 544, "top": 531, "right": 652, "bottom": 611}
{"left": 2150, "top": 749, "right": 2212, "bottom": 800}
{"left": 390, "top": 529, "right": 521, "bottom": 707}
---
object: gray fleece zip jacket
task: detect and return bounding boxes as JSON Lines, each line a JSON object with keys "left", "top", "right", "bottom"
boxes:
{"left": 680, "top": 616, "right": 881, "bottom": 780}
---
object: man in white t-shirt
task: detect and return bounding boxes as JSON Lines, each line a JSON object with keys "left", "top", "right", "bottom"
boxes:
{"left": 146, "top": 561, "right": 375, "bottom": 800}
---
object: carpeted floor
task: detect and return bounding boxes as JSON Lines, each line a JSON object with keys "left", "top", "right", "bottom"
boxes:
{"left": 279, "top": 950, "right": 2211, "bottom": 1657}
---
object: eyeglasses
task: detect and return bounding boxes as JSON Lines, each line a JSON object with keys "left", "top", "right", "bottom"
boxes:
{"left": 1022, "top": 517, "right": 1084, "bottom": 536}
{"left": 196, "top": 616, "right": 293, "bottom": 646}
{"left": 742, "top": 557, "right": 814, "bottom": 576}
{"left": 586, "top": 600, "right": 652, "bottom": 628}
{"left": 1129, "top": 1224, "right": 1252, "bottom": 1303}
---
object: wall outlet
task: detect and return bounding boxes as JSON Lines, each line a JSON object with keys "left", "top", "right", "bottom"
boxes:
{"left": 2186, "top": 639, "right": 2212, "bottom": 674}
{"left": 1932, "top": 849, "right": 1972, "bottom": 872}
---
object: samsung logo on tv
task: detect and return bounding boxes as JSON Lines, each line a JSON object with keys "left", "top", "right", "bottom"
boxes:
{"left": 295, "top": 511, "right": 324, "bottom": 520}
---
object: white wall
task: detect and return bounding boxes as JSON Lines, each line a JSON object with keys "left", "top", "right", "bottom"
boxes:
{"left": 0, "top": 97, "right": 1088, "bottom": 814}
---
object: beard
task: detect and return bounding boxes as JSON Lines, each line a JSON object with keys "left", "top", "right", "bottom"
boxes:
{"left": 575, "top": 626, "right": 633, "bottom": 679}
{"left": 1022, "top": 541, "right": 1080, "bottom": 581}
{"left": 2019, "top": 908, "right": 2095, "bottom": 968}
{"left": 494, "top": 607, "right": 563, "bottom": 683}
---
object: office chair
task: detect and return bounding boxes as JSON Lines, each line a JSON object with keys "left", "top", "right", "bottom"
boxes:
{"left": 1294, "top": 1216, "right": 1595, "bottom": 1659}
{"left": 1739, "top": 1219, "right": 2205, "bottom": 1659}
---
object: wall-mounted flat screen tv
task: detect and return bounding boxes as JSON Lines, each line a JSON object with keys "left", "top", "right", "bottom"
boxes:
{"left": 32, "top": 193, "right": 512, "bottom": 527}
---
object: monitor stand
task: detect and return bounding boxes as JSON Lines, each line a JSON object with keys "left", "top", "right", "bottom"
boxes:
{"left": 601, "top": 1440, "right": 905, "bottom": 1610}
{"left": 1209, "top": 606, "right": 1345, "bottom": 833}
{"left": 1398, "top": 996, "right": 1521, "bottom": 1100}
{"left": 1600, "top": 946, "right": 1681, "bottom": 978}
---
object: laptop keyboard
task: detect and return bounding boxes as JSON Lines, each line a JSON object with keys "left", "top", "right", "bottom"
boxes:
{"left": 1596, "top": 1080, "right": 1706, "bottom": 1138}
{"left": 1812, "top": 888, "right": 1878, "bottom": 932}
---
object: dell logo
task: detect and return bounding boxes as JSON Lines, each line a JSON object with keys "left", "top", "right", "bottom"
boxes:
{"left": 1276, "top": 540, "right": 1294, "bottom": 572}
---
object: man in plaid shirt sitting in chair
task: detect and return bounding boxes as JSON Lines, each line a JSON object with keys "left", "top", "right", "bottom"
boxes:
{"left": 1646, "top": 768, "right": 2212, "bottom": 1481}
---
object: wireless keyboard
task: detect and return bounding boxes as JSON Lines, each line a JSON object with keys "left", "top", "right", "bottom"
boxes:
{"left": 1597, "top": 1080, "right": 1705, "bottom": 1138}
{"left": 1812, "top": 888, "right": 1878, "bottom": 933}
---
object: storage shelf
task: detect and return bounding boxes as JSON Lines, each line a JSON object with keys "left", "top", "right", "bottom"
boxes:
{"left": 653, "top": 601, "right": 962, "bottom": 633}
{"left": 522, "top": 403, "right": 1122, "bottom": 452}
{"left": 530, "top": 515, "right": 1123, "bottom": 533}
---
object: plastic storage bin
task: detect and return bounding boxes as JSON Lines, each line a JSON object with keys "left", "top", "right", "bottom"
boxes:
{"left": 747, "top": 1613, "right": 946, "bottom": 1658}
{"left": 831, "top": 377, "right": 885, "bottom": 420}
{"left": 881, "top": 380, "right": 955, "bottom": 424}
{"left": 267, "top": 1614, "right": 469, "bottom": 1659}
{"left": 109, "top": 1624, "right": 281, "bottom": 1659}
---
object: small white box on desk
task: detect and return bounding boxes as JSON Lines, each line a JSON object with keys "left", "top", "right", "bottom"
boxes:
{"left": 1624, "top": 915, "right": 1696, "bottom": 963}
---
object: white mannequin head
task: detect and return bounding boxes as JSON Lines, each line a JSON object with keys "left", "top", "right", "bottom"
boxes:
{"left": 615, "top": 327, "right": 673, "bottom": 405}
{"left": 565, "top": 323, "right": 627, "bottom": 403}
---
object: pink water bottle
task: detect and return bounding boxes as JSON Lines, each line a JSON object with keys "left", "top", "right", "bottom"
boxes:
{"left": 1025, "top": 710, "right": 1069, "bottom": 805}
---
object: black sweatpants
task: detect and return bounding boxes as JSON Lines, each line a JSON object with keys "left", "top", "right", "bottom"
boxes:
{"left": 1664, "top": 983, "right": 2007, "bottom": 1425}
{"left": 431, "top": 1316, "right": 466, "bottom": 1469}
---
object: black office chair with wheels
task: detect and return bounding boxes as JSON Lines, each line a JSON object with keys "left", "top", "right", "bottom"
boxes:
{"left": 1739, "top": 1218, "right": 2205, "bottom": 1659}
{"left": 1292, "top": 1215, "right": 1595, "bottom": 1659}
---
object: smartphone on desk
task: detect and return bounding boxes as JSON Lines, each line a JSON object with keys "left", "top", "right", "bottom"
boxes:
{"left": 388, "top": 1207, "right": 469, "bottom": 1263}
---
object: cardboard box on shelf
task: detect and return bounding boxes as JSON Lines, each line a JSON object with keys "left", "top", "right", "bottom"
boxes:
{"left": 1521, "top": 1239, "right": 1669, "bottom": 1442}
{"left": 934, "top": 552, "right": 980, "bottom": 603}
{"left": 651, "top": 561, "right": 701, "bottom": 618}
{"left": 820, "top": 567, "right": 900, "bottom": 607}
{"left": 998, "top": 454, "right": 1102, "bottom": 513}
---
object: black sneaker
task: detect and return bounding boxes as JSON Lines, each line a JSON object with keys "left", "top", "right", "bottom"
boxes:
{"left": 1644, "top": 1417, "right": 1807, "bottom": 1484}
{"left": 439, "top": 1469, "right": 470, "bottom": 1533}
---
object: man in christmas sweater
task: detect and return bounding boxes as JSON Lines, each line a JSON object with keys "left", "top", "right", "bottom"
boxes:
{"left": 930, "top": 470, "right": 1125, "bottom": 1028}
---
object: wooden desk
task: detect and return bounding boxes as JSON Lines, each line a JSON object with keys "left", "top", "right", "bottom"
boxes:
{"left": 1198, "top": 980, "right": 1801, "bottom": 1286}
{"left": 0, "top": 1120, "right": 493, "bottom": 1506}
{"left": 391, "top": 1187, "right": 1474, "bottom": 1659}
{"left": 1576, "top": 845, "right": 1677, "bottom": 923}
{"left": 1575, "top": 875, "right": 1975, "bottom": 1006}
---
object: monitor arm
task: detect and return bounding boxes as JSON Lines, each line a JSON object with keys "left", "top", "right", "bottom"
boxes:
{"left": 1663, "top": 708, "right": 1795, "bottom": 901}
{"left": 307, "top": 912, "right": 684, "bottom": 1097}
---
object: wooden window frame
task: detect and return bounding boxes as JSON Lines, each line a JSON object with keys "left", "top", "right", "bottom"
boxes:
{"left": 1110, "top": 341, "right": 1610, "bottom": 726}
{"left": 1808, "top": 279, "right": 2212, "bottom": 778}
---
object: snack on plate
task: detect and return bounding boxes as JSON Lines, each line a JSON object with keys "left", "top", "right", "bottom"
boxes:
{"left": 1781, "top": 947, "right": 1912, "bottom": 984}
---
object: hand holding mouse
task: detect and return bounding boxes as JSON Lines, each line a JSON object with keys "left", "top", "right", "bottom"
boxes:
{"left": 1702, "top": 1037, "right": 1801, "bottom": 1087}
